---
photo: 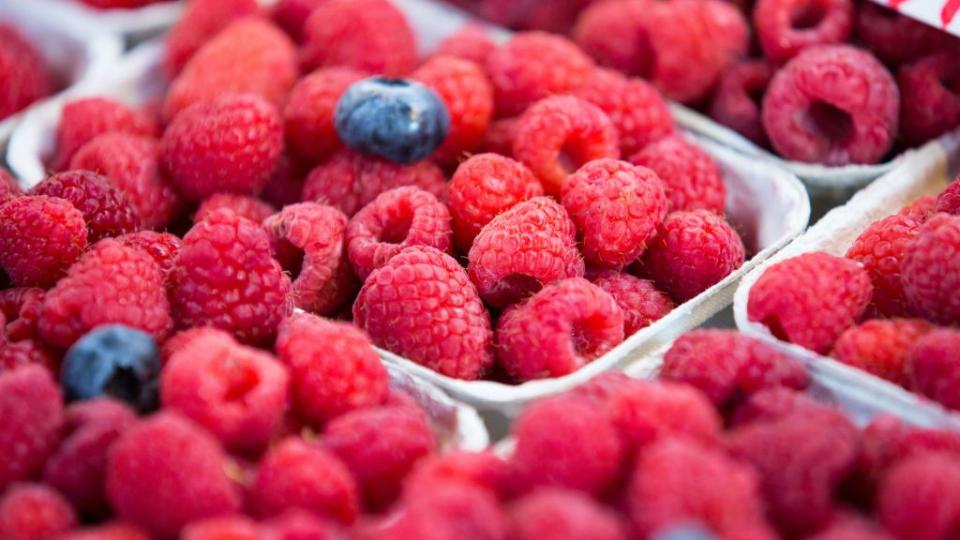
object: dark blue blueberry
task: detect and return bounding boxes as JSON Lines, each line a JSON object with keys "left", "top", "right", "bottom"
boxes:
{"left": 61, "top": 324, "right": 160, "bottom": 412}
{"left": 652, "top": 524, "right": 717, "bottom": 540}
{"left": 334, "top": 77, "right": 450, "bottom": 164}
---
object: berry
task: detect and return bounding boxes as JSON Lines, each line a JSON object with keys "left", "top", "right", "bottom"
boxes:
{"left": 730, "top": 387, "right": 829, "bottom": 427}
{"left": 161, "top": 94, "right": 283, "bottom": 201}
{"left": 709, "top": 61, "right": 775, "bottom": 147}
{"left": 164, "top": 0, "right": 259, "bottom": 76}
{"left": 404, "top": 451, "right": 510, "bottom": 499}
{"left": 754, "top": 0, "right": 854, "bottom": 63}
{"left": 31, "top": 170, "right": 140, "bottom": 243}
{"left": 0, "top": 167, "right": 21, "bottom": 201}
{"left": 53, "top": 98, "right": 155, "bottom": 171}
{"left": 808, "top": 516, "right": 895, "bottom": 540}
{"left": 762, "top": 45, "right": 899, "bottom": 165}
{"left": 910, "top": 329, "right": 960, "bottom": 410}
{"left": 259, "top": 510, "right": 344, "bottom": 540}
{"left": 262, "top": 153, "right": 307, "bottom": 208}
{"left": 858, "top": 415, "right": 960, "bottom": 493}
{"left": 377, "top": 483, "right": 506, "bottom": 540}
{"left": 832, "top": 319, "right": 931, "bottom": 388}
{"left": 630, "top": 135, "right": 727, "bottom": 214}
{"left": 937, "top": 181, "right": 960, "bottom": 215}
{"left": 355, "top": 246, "right": 494, "bottom": 380}
{"left": 0, "top": 366, "right": 63, "bottom": 492}
{"left": 272, "top": 0, "right": 327, "bottom": 41}
{"left": 513, "top": 95, "right": 619, "bottom": 197}
{"left": 846, "top": 213, "right": 923, "bottom": 318}
{"left": 573, "top": 0, "right": 655, "bottom": 78}
{"left": 434, "top": 25, "right": 498, "bottom": 66}
{"left": 195, "top": 193, "right": 276, "bottom": 225}
{"left": 856, "top": 2, "right": 953, "bottom": 66}
{"left": 56, "top": 523, "right": 149, "bottom": 540}
{"left": 589, "top": 271, "right": 674, "bottom": 336}
{"left": 902, "top": 213, "right": 960, "bottom": 324}
{"left": 747, "top": 252, "right": 872, "bottom": 354}
{"left": 116, "top": 231, "right": 182, "bottom": 279}
{"left": 284, "top": 67, "right": 367, "bottom": 164}
{"left": 898, "top": 51, "right": 960, "bottom": 146}
{"left": 877, "top": 453, "right": 960, "bottom": 540}
{"left": 0, "top": 340, "right": 57, "bottom": 375}
{"left": 170, "top": 209, "right": 292, "bottom": 344}
{"left": 901, "top": 194, "right": 938, "bottom": 222}
{"left": 0, "top": 287, "right": 46, "bottom": 342}
{"left": 0, "top": 483, "right": 76, "bottom": 540}
{"left": 481, "top": 117, "right": 521, "bottom": 157}
{"left": 0, "top": 24, "right": 52, "bottom": 121}
{"left": 182, "top": 516, "right": 257, "bottom": 540}
{"left": 508, "top": 489, "right": 627, "bottom": 540}
{"left": 0, "top": 195, "right": 87, "bottom": 288}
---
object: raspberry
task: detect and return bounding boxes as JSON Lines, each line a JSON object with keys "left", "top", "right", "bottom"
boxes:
{"left": 70, "top": 133, "right": 184, "bottom": 230}
{"left": 937, "top": 181, "right": 960, "bottom": 215}
{"left": 0, "top": 286, "right": 47, "bottom": 342}
{"left": 513, "top": 96, "right": 619, "bottom": 197}
{"left": 106, "top": 413, "right": 242, "bottom": 538}
{"left": 747, "top": 252, "right": 872, "bottom": 354}
{"left": 164, "top": 0, "right": 259, "bottom": 76}
{"left": 275, "top": 314, "right": 388, "bottom": 426}
{"left": 323, "top": 405, "right": 435, "bottom": 511}
{"left": 0, "top": 167, "right": 21, "bottom": 201}
{"left": 377, "top": 484, "right": 506, "bottom": 540}
{"left": 0, "top": 24, "right": 52, "bottom": 122}
{"left": 857, "top": 415, "right": 960, "bottom": 495}
{"left": 754, "top": 0, "right": 853, "bottom": 63}
{"left": 170, "top": 209, "right": 292, "bottom": 344}
{"left": 31, "top": 170, "right": 140, "bottom": 243}
{"left": 902, "top": 213, "right": 960, "bottom": 324}
{"left": 38, "top": 239, "right": 171, "bottom": 349}
{"left": 0, "top": 196, "right": 87, "bottom": 288}
{"left": 507, "top": 488, "right": 627, "bottom": 540}
{"left": 263, "top": 153, "right": 307, "bottom": 209}
{"left": 163, "top": 19, "right": 298, "bottom": 121}
{"left": 808, "top": 515, "right": 893, "bottom": 540}
{"left": 877, "top": 453, "right": 960, "bottom": 540}
{"left": 0, "top": 483, "right": 76, "bottom": 540}
{"left": 116, "top": 231, "right": 182, "bottom": 279}
{"left": 412, "top": 56, "right": 494, "bottom": 166}
{"left": 284, "top": 67, "right": 367, "bottom": 164}
{"left": 404, "top": 451, "right": 509, "bottom": 500}
{"left": 709, "top": 61, "right": 775, "bottom": 147}
{"left": 53, "top": 98, "right": 156, "bottom": 171}
{"left": 468, "top": 197, "right": 584, "bottom": 308}
{"left": 588, "top": 271, "right": 674, "bottom": 336}
{"left": 910, "top": 329, "right": 960, "bottom": 410}
{"left": 161, "top": 94, "right": 283, "bottom": 201}
{"left": 573, "top": 0, "right": 654, "bottom": 78}
{"left": 901, "top": 194, "right": 938, "bottom": 222}
{"left": 434, "top": 25, "right": 498, "bottom": 66}
{"left": 56, "top": 523, "right": 149, "bottom": 540}
{"left": 195, "top": 193, "right": 276, "bottom": 224}
{"left": 0, "top": 366, "right": 63, "bottom": 492}
{"left": 264, "top": 203, "right": 356, "bottom": 315}
{"left": 846, "top": 213, "right": 923, "bottom": 318}
{"left": 259, "top": 510, "right": 345, "bottom": 540}
{"left": 898, "top": 51, "right": 960, "bottom": 146}
{"left": 272, "top": 0, "right": 326, "bottom": 41}
{"left": 729, "top": 387, "right": 829, "bottom": 427}
{"left": 831, "top": 319, "right": 931, "bottom": 387}
{"left": 301, "top": 149, "right": 447, "bottom": 217}
{"left": 763, "top": 45, "right": 899, "bottom": 165}
{"left": 345, "top": 187, "right": 453, "bottom": 280}
{"left": 858, "top": 3, "right": 955, "bottom": 66}
{"left": 301, "top": 0, "right": 417, "bottom": 76}
{"left": 448, "top": 153, "right": 543, "bottom": 251}
{"left": 355, "top": 246, "right": 494, "bottom": 380}
{"left": 481, "top": 117, "right": 521, "bottom": 157}
{"left": 0, "top": 339, "right": 56, "bottom": 375}
{"left": 629, "top": 135, "right": 727, "bottom": 214}
{"left": 182, "top": 516, "right": 257, "bottom": 540}
{"left": 486, "top": 32, "right": 595, "bottom": 118}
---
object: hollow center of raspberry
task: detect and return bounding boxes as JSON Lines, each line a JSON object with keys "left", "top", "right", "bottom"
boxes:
{"left": 807, "top": 101, "right": 854, "bottom": 145}
{"left": 274, "top": 239, "right": 304, "bottom": 279}
{"left": 790, "top": 2, "right": 827, "bottom": 29}
{"left": 497, "top": 274, "right": 543, "bottom": 304}
{"left": 381, "top": 212, "right": 414, "bottom": 244}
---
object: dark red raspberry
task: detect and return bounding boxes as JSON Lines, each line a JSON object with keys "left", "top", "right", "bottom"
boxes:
{"left": 53, "top": 98, "right": 155, "bottom": 171}
{"left": 0, "top": 339, "right": 57, "bottom": 375}
{"left": 0, "top": 196, "right": 87, "bottom": 288}
{"left": 264, "top": 203, "right": 356, "bottom": 315}
{"left": 377, "top": 483, "right": 506, "bottom": 540}
{"left": 513, "top": 95, "right": 619, "bottom": 197}
{"left": 182, "top": 516, "right": 257, "bottom": 540}
{"left": 902, "top": 213, "right": 960, "bottom": 324}
{"left": 468, "top": 197, "right": 584, "bottom": 308}
{"left": 448, "top": 153, "right": 543, "bottom": 252}
{"left": 272, "top": 0, "right": 326, "bottom": 41}
{"left": 910, "top": 329, "right": 960, "bottom": 410}
{"left": 301, "top": 0, "right": 417, "bottom": 76}
{"left": 31, "top": 170, "right": 140, "bottom": 243}
{"left": 323, "top": 405, "right": 435, "bottom": 511}
{"left": 345, "top": 187, "right": 453, "bottom": 280}
{"left": 164, "top": 0, "right": 259, "bottom": 76}
{"left": 404, "top": 451, "right": 510, "bottom": 500}
{"left": 355, "top": 246, "right": 494, "bottom": 380}
{"left": 0, "top": 286, "right": 48, "bottom": 342}
{"left": 0, "top": 167, "right": 22, "bottom": 202}
{"left": 573, "top": 0, "right": 654, "bottom": 78}
{"left": 485, "top": 32, "right": 595, "bottom": 118}
{"left": 170, "top": 209, "right": 292, "bottom": 344}
{"left": 809, "top": 515, "right": 896, "bottom": 540}
{"left": 116, "top": 231, "right": 182, "bottom": 279}
{"left": 877, "top": 453, "right": 960, "bottom": 540}
{"left": 763, "top": 45, "right": 899, "bottom": 165}
{"left": 259, "top": 510, "right": 345, "bottom": 540}
{"left": 901, "top": 194, "right": 938, "bottom": 222}
{"left": 589, "top": 271, "right": 674, "bottom": 336}
{"left": 508, "top": 488, "right": 627, "bottom": 540}
{"left": 0, "top": 366, "right": 63, "bottom": 492}
{"left": 283, "top": 67, "right": 367, "bottom": 164}
{"left": 710, "top": 61, "right": 775, "bottom": 147}
{"left": 832, "top": 319, "right": 931, "bottom": 388}
{"left": 0, "top": 24, "right": 52, "bottom": 122}
{"left": 301, "top": 149, "right": 447, "bottom": 217}
{"left": 898, "top": 51, "right": 960, "bottom": 146}
{"left": 70, "top": 133, "right": 184, "bottom": 230}
{"left": 412, "top": 56, "right": 494, "bottom": 166}
{"left": 275, "top": 313, "right": 388, "bottom": 426}
{"left": 856, "top": 2, "right": 952, "bottom": 67}
{"left": 434, "top": 25, "right": 498, "bottom": 66}
{"left": 937, "top": 181, "right": 960, "bottom": 215}
{"left": 481, "top": 117, "right": 521, "bottom": 157}
{"left": 846, "top": 213, "right": 923, "bottom": 318}
{"left": 0, "top": 483, "right": 76, "bottom": 540}
{"left": 56, "top": 523, "right": 149, "bottom": 540}
{"left": 630, "top": 135, "right": 727, "bottom": 214}
{"left": 754, "top": 0, "right": 853, "bottom": 63}
{"left": 195, "top": 193, "right": 276, "bottom": 224}
{"left": 262, "top": 153, "right": 308, "bottom": 209}
{"left": 747, "top": 252, "right": 872, "bottom": 354}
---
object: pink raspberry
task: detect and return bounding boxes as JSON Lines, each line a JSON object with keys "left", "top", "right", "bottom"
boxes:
{"left": 846, "top": 213, "right": 923, "bottom": 318}
{"left": 630, "top": 135, "right": 727, "bottom": 214}
{"left": 0, "top": 366, "right": 63, "bottom": 492}
{"left": 857, "top": 2, "right": 956, "bottom": 66}
{"left": 937, "top": 181, "right": 960, "bottom": 215}
{"left": 195, "top": 193, "right": 276, "bottom": 225}
{"left": 513, "top": 95, "right": 619, "bottom": 197}
{"left": 404, "top": 451, "right": 510, "bottom": 500}
{"left": 377, "top": 484, "right": 506, "bottom": 540}
{"left": 53, "top": 97, "right": 155, "bottom": 171}
{"left": 481, "top": 117, "right": 521, "bottom": 157}
{"left": 116, "top": 231, "right": 182, "bottom": 279}
{"left": 902, "top": 213, "right": 960, "bottom": 324}
{"left": 573, "top": 0, "right": 655, "bottom": 78}
{"left": 0, "top": 196, "right": 87, "bottom": 288}
{"left": 858, "top": 415, "right": 960, "bottom": 493}
{"left": 0, "top": 24, "right": 52, "bottom": 122}
{"left": 747, "top": 252, "right": 872, "bottom": 354}
{"left": 507, "top": 488, "right": 627, "bottom": 540}
{"left": 0, "top": 167, "right": 22, "bottom": 202}
{"left": 345, "top": 187, "right": 453, "bottom": 280}
{"left": 730, "top": 387, "right": 830, "bottom": 427}
{"left": 0, "top": 483, "right": 76, "bottom": 540}
{"left": 434, "top": 25, "right": 498, "bottom": 66}
{"left": 283, "top": 67, "right": 367, "bottom": 164}
{"left": 0, "top": 339, "right": 56, "bottom": 375}
{"left": 754, "top": 0, "right": 853, "bottom": 63}
{"left": 910, "top": 329, "right": 960, "bottom": 410}
{"left": 901, "top": 194, "right": 938, "bottom": 222}
{"left": 809, "top": 515, "right": 896, "bottom": 540}
{"left": 898, "top": 51, "right": 960, "bottom": 146}
{"left": 31, "top": 170, "right": 140, "bottom": 243}
{"left": 355, "top": 246, "right": 494, "bottom": 380}
{"left": 163, "top": 0, "right": 259, "bottom": 76}
{"left": 259, "top": 510, "right": 345, "bottom": 540}
{"left": 710, "top": 61, "right": 775, "bottom": 147}
{"left": 832, "top": 319, "right": 931, "bottom": 388}
{"left": 878, "top": 453, "right": 960, "bottom": 540}
{"left": 272, "top": 0, "right": 327, "bottom": 41}
{"left": 181, "top": 516, "right": 257, "bottom": 540}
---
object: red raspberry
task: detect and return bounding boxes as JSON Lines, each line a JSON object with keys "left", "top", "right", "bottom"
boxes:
{"left": 910, "top": 329, "right": 960, "bottom": 410}
{"left": 31, "top": 170, "right": 140, "bottom": 243}
{"left": 902, "top": 213, "right": 960, "bottom": 324}
{"left": 901, "top": 194, "right": 938, "bottom": 222}
{"left": 747, "top": 252, "right": 872, "bottom": 354}
{"left": 832, "top": 319, "right": 931, "bottom": 388}
{"left": 937, "top": 181, "right": 960, "bottom": 215}
{"left": 858, "top": 415, "right": 960, "bottom": 495}
{"left": 481, "top": 117, "right": 521, "bottom": 157}
{"left": 377, "top": 483, "right": 506, "bottom": 540}
{"left": 0, "top": 167, "right": 22, "bottom": 202}
{"left": 355, "top": 246, "right": 494, "bottom": 380}
{"left": 323, "top": 405, "right": 435, "bottom": 511}
{"left": 589, "top": 271, "right": 674, "bottom": 336}
{"left": 434, "top": 25, "right": 498, "bottom": 66}
{"left": 754, "top": 0, "right": 853, "bottom": 63}
{"left": 485, "top": 32, "right": 595, "bottom": 118}
{"left": 0, "top": 366, "right": 63, "bottom": 492}
{"left": 56, "top": 523, "right": 149, "bottom": 540}
{"left": 846, "top": 213, "right": 923, "bottom": 318}
{"left": 301, "top": 0, "right": 417, "bottom": 76}
{"left": 283, "top": 67, "right": 366, "bottom": 164}
{"left": 513, "top": 96, "right": 619, "bottom": 197}
{"left": 0, "top": 196, "right": 87, "bottom": 288}
{"left": 345, "top": 187, "right": 453, "bottom": 280}
{"left": 195, "top": 193, "right": 276, "bottom": 225}
{"left": 448, "top": 153, "right": 543, "bottom": 252}
{"left": 301, "top": 149, "right": 447, "bottom": 217}
{"left": 70, "top": 133, "right": 184, "bottom": 230}
{"left": 877, "top": 453, "right": 960, "bottom": 540}
{"left": 809, "top": 516, "right": 896, "bottom": 540}
{"left": 251, "top": 437, "right": 358, "bottom": 523}
{"left": 0, "top": 339, "right": 57, "bottom": 375}
{"left": 763, "top": 45, "right": 899, "bottom": 165}
{"left": 0, "top": 24, "right": 52, "bottom": 122}
{"left": 710, "top": 61, "right": 775, "bottom": 147}
{"left": 106, "top": 413, "right": 242, "bottom": 538}
{"left": 170, "top": 209, "right": 292, "bottom": 344}
{"left": 262, "top": 153, "right": 307, "bottom": 209}
{"left": 53, "top": 98, "right": 156, "bottom": 171}
{"left": 412, "top": 56, "right": 494, "bottom": 166}
{"left": 164, "top": 0, "right": 259, "bottom": 76}
{"left": 161, "top": 94, "right": 283, "bottom": 201}
{"left": 116, "top": 231, "right": 182, "bottom": 280}
{"left": 0, "top": 483, "right": 76, "bottom": 540}
{"left": 182, "top": 516, "right": 257, "bottom": 540}
{"left": 275, "top": 314, "right": 388, "bottom": 426}
{"left": 264, "top": 203, "right": 356, "bottom": 315}
{"left": 856, "top": 2, "right": 954, "bottom": 66}
{"left": 0, "top": 287, "right": 48, "bottom": 342}
{"left": 272, "top": 0, "right": 326, "bottom": 41}
{"left": 259, "top": 510, "right": 345, "bottom": 540}
{"left": 573, "top": 0, "right": 654, "bottom": 79}
{"left": 898, "top": 51, "right": 960, "bottom": 146}
{"left": 630, "top": 135, "right": 727, "bottom": 214}
{"left": 404, "top": 451, "right": 510, "bottom": 499}
{"left": 729, "top": 387, "right": 830, "bottom": 427}
{"left": 507, "top": 488, "right": 627, "bottom": 540}
{"left": 39, "top": 239, "right": 172, "bottom": 349}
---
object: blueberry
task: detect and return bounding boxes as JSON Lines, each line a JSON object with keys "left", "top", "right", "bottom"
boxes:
{"left": 335, "top": 77, "right": 450, "bottom": 164}
{"left": 61, "top": 325, "right": 161, "bottom": 412}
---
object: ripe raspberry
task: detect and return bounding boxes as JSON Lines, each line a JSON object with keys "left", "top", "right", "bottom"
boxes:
{"left": 729, "top": 387, "right": 830, "bottom": 427}
{"left": 53, "top": 98, "right": 156, "bottom": 171}
{"left": 355, "top": 246, "right": 493, "bottom": 380}
{"left": 262, "top": 153, "right": 307, "bottom": 209}
{"left": 70, "top": 133, "right": 184, "bottom": 230}
{"left": 284, "top": 67, "right": 367, "bottom": 164}
{"left": 404, "top": 451, "right": 509, "bottom": 500}
{"left": 902, "top": 213, "right": 960, "bottom": 324}
{"left": 161, "top": 94, "right": 283, "bottom": 201}
{"left": 182, "top": 516, "right": 257, "bottom": 540}
{"left": 858, "top": 415, "right": 960, "bottom": 494}
{"left": 116, "top": 231, "right": 182, "bottom": 280}
{"left": 345, "top": 187, "right": 453, "bottom": 280}
{"left": 763, "top": 45, "right": 899, "bottom": 165}
{"left": 481, "top": 117, "right": 521, "bottom": 157}
{"left": 56, "top": 523, "right": 149, "bottom": 540}
{"left": 377, "top": 483, "right": 506, "bottom": 540}
{"left": 910, "top": 329, "right": 960, "bottom": 410}
{"left": 275, "top": 313, "right": 388, "bottom": 426}
{"left": 0, "top": 287, "right": 48, "bottom": 343}
{"left": 0, "top": 339, "right": 56, "bottom": 375}
{"left": 508, "top": 489, "right": 627, "bottom": 540}
{"left": 901, "top": 194, "right": 938, "bottom": 222}
{"left": 0, "top": 24, "right": 52, "bottom": 122}
{"left": 710, "top": 61, "right": 775, "bottom": 147}
{"left": 877, "top": 453, "right": 960, "bottom": 540}
{"left": 832, "top": 319, "right": 931, "bottom": 388}
{"left": 0, "top": 366, "right": 63, "bottom": 492}
{"left": 630, "top": 135, "right": 727, "bottom": 214}
{"left": 323, "top": 405, "right": 435, "bottom": 511}
{"left": 0, "top": 167, "right": 21, "bottom": 202}
{"left": 937, "top": 181, "right": 960, "bottom": 215}
{"left": 486, "top": 32, "right": 595, "bottom": 118}
{"left": 898, "top": 51, "right": 960, "bottom": 146}
{"left": 301, "top": 0, "right": 417, "bottom": 76}
{"left": 754, "top": 0, "right": 853, "bottom": 63}
{"left": 0, "top": 483, "right": 76, "bottom": 540}
{"left": 856, "top": 2, "right": 954, "bottom": 66}
{"left": 412, "top": 56, "right": 494, "bottom": 166}
{"left": 164, "top": 0, "right": 259, "bottom": 76}
{"left": 0, "top": 196, "right": 87, "bottom": 288}
{"left": 747, "top": 252, "right": 872, "bottom": 354}
{"left": 195, "top": 193, "right": 276, "bottom": 224}
{"left": 31, "top": 170, "right": 140, "bottom": 243}
{"left": 573, "top": 0, "right": 654, "bottom": 78}
{"left": 259, "top": 510, "right": 344, "bottom": 540}
{"left": 513, "top": 96, "right": 619, "bottom": 197}
{"left": 301, "top": 149, "right": 447, "bottom": 217}
{"left": 272, "top": 0, "right": 326, "bottom": 41}
{"left": 170, "top": 209, "right": 292, "bottom": 344}
{"left": 846, "top": 213, "right": 923, "bottom": 318}
{"left": 434, "top": 25, "right": 498, "bottom": 66}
